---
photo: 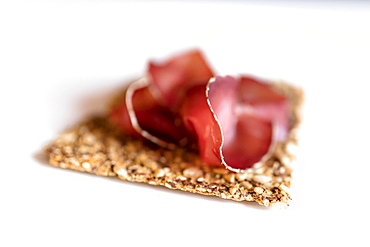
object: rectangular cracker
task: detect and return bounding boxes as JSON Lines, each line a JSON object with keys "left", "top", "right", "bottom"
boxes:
{"left": 45, "top": 82, "right": 303, "bottom": 207}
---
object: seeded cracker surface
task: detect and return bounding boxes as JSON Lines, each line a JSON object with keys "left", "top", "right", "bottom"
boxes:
{"left": 45, "top": 82, "right": 303, "bottom": 208}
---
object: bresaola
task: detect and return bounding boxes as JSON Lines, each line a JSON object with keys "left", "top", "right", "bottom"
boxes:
{"left": 109, "top": 50, "right": 289, "bottom": 171}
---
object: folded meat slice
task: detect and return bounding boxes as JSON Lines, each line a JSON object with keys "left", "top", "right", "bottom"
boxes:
{"left": 181, "top": 75, "right": 288, "bottom": 170}
{"left": 110, "top": 50, "right": 214, "bottom": 148}
{"left": 148, "top": 49, "right": 214, "bottom": 109}
{"left": 237, "top": 76, "right": 289, "bottom": 141}
{"left": 109, "top": 78, "right": 188, "bottom": 148}
{"left": 110, "top": 50, "right": 289, "bottom": 171}
{"left": 179, "top": 84, "right": 222, "bottom": 165}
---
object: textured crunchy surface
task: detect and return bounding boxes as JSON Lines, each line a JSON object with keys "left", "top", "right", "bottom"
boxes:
{"left": 45, "top": 82, "right": 303, "bottom": 207}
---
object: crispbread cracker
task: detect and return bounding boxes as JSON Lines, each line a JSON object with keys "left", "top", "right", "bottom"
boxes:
{"left": 45, "top": 82, "right": 303, "bottom": 207}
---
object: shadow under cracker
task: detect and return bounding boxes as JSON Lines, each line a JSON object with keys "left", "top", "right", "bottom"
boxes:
{"left": 103, "top": 175, "right": 270, "bottom": 210}
{"left": 33, "top": 146, "right": 268, "bottom": 210}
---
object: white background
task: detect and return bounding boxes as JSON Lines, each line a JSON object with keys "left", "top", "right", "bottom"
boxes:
{"left": 1, "top": 0, "right": 370, "bottom": 246}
